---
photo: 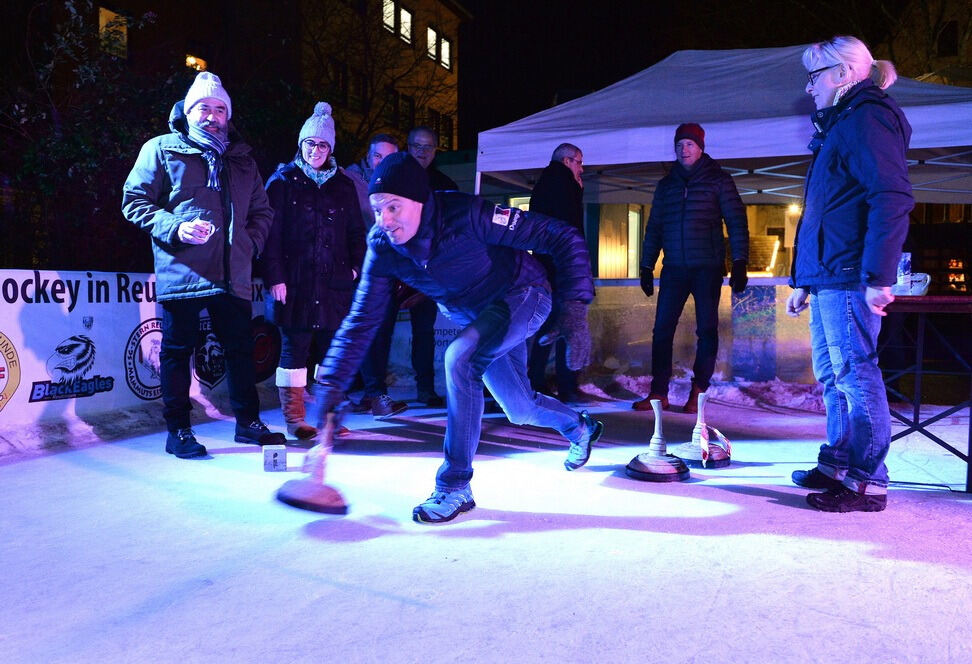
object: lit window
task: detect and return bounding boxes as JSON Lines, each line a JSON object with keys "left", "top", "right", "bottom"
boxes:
{"left": 509, "top": 196, "right": 530, "bottom": 211}
{"left": 427, "top": 27, "right": 437, "bottom": 59}
{"left": 185, "top": 54, "right": 207, "bottom": 71}
{"left": 440, "top": 37, "right": 451, "bottom": 69}
{"left": 399, "top": 7, "right": 412, "bottom": 43}
{"left": 382, "top": 0, "right": 395, "bottom": 32}
{"left": 98, "top": 7, "right": 127, "bottom": 58}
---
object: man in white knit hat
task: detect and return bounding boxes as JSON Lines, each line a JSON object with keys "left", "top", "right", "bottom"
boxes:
{"left": 122, "top": 71, "right": 286, "bottom": 459}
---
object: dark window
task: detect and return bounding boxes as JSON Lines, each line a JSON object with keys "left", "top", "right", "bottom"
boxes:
{"left": 382, "top": 87, "right": 399, "bottom": 126}
{"left": 399, "top": 95, "right": 415, "bottom": 132}
{"left": 440, "top": 115, "right": 453, "bottom": 150}
{"left": 348, "top": 69, "right": 367, "bottom": 112}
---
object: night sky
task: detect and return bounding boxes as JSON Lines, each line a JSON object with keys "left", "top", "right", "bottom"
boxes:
{"left": 455, "top": 0, "right": 903, "bottom": 147}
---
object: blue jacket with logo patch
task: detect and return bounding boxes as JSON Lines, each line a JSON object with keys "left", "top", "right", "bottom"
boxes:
{"left": 316, "top": 191, "right": 594, "bottom": 391}
{"left": 790, "top": 80, "right": 913, "bottom": 289}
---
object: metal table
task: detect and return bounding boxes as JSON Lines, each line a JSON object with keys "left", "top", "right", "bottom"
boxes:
{"left": 882, "top": 295, "right": 972, "bottom": 492}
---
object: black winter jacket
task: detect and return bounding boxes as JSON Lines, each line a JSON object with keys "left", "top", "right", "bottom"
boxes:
{"left": 790, "top": 80, "right": 913, "bottom": 289}
{"left": 316, "top": 192, "right": 594, "bottom": 391}
{"left": 640, "top": 154, "right": 748, "bottom": 270}
{"left": 122, "top": 101, "right": 273, "bottom": 302}
{"left": 530, "top": 160, "right": 584, "bottom": 233}
{"left": 428, "top": 165, "right": 458, "bottom": 191}
{"left": 261, "top": 161, "right": 367, "bottom": 330}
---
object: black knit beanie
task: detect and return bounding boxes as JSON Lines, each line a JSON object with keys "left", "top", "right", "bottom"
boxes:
{"left": 369, "top": 152, "right": 430, "bottom": 202}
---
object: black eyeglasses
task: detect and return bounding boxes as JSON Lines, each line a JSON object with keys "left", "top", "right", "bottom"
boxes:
{"left": 301, "top": 139, "right": 330, "bottom": 152}
{"left": 566, "top": 156, "right": 583, "bottom": 166}
{"left": 409, "top": 142, "right": 436, "bottom": 153}
{"left": 806, "top": 64, "right": 837, "bottom": 86}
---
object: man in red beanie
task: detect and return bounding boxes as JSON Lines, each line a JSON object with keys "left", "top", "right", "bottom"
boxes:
{"left": 310, "top": 152, "right": 602, "bottom": 524}
{"left": 634, "top": 123, "right": 750, "bottom": 413}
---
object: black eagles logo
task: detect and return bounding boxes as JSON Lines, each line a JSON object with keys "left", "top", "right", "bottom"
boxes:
{"left": 30, "top": 334, "right": 114, "bottom": 402}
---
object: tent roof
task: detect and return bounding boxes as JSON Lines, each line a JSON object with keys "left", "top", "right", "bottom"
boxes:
{"left": 476, "top": 45, "right": 972, "bottom": 203}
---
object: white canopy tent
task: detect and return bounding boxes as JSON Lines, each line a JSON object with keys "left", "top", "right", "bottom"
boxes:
{"left": 476, "top": 45, "right": 972, "bottom": 204}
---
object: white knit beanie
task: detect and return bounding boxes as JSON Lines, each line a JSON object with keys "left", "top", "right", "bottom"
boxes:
{"left": 184, "top": 72, "right": 233, "bottom": 119}
{"left": 298, "top": 102, "right": 336, "bottom": 150}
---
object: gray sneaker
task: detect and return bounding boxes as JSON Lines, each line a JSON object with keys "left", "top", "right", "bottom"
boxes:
{"left": 412, "top": 486, "right": 476, "bottom": 523}
{"left": 564, "top": 411, "right": 602, "bottom": 471}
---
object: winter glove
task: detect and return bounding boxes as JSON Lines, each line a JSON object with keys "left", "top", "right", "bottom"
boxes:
{"left": 538, "top": 300, "right": 591, "bottom": 370}
{"left": 308, "top": 380, "right": 346, "bottom": 430}
{"left": 729, "top": 260, "right": 748, "bottom": 293}
{"left": 639, "top": 268, "right": 654, "bottom": 297}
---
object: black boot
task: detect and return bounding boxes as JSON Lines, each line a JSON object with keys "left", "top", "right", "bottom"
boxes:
{"left": 165, "top": 428, "right": 208, "bottom": 459}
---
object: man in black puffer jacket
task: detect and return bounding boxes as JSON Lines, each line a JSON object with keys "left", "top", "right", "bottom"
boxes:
{"left": 310, "top": 153, "right": 602, "bottom": 524}
{"left": 635, "top": 123, "right": 749, "bottom": 413}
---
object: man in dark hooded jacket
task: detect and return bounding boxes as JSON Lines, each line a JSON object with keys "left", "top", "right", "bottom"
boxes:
{"left": 311, "top": 153, "right": 602, "bottom": 524}
{"left": 527, "top": 142, "right": 588, "bottom": 403}
{"left": 122, "top": 72, "right": 285, "bottom": 459}
{"left": 635, "top": 123, "right": 749, "bottom": 414}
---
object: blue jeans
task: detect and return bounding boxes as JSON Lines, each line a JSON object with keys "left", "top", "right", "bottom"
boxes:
{"left": 651, "top": 264, "right": 723, "bottom": 394}
{"left": 809, "top": 287, "right": 890, "bottom": 494}
{"left": 160, "top": 294, "right": 259, "bottom": 431}
{"left": 437, "top": 286, "right": 591, "bottom": 490}
{"left": 527, "top": 297, "right": 578, "bottom": 397}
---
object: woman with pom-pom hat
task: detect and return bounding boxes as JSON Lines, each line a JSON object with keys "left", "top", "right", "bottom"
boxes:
{"left": 262, "top": 102, "right": 368, "bottom": 439}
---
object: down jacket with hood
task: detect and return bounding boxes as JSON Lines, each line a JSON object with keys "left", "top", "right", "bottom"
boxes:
{"left": 640, "top": 153, "right": 749, "bottom": 271}
{"left": 121, "top": 101, "right": 274, "bottom": 302}
{"left": 316, "top": 191, "right": 594, "bottom": 392}
{"left": 790, "top": 80, "right": 913, "bottom": 289}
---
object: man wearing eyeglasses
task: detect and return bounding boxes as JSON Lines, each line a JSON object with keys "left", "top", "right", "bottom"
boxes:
{"left": 527, "top": 143, "right": 590, "bottom": 404}
{"left": 407, "top": 126, "right": 458, "bottom": 192}
{"left": 122, "top": 72, "right": 285, "bottom": 459}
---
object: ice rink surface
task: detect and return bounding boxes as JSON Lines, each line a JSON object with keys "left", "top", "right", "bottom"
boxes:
{"left": 1, "top": 390, "right": 970, "bottom": 664}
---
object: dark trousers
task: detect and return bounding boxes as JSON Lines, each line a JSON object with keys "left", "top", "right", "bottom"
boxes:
{"left": 279, "top": 327, "right": 335, "bottom": 372}
{"left": 527, "top": 299, "right": 578, "bottom": 397}
{"left": 359, "top": 296, "right": 399, "bottom": 397}
{"left": 650, "top": 264, "right": 723, "bottom": 394}
{"left": 409, "top": 297, "right": 437, "bottom": 395}
{"left": 160, "top": 294, "right": 259, "bottom": 431}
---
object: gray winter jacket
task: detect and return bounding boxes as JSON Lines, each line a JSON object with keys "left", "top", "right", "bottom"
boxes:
{"left": 121, "top": 101, "right": 273, "bottom": 301}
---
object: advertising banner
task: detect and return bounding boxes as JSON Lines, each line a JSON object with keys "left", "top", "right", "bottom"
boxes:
{"left": 0, "top": 269, "right": 279, "bottom": 426}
